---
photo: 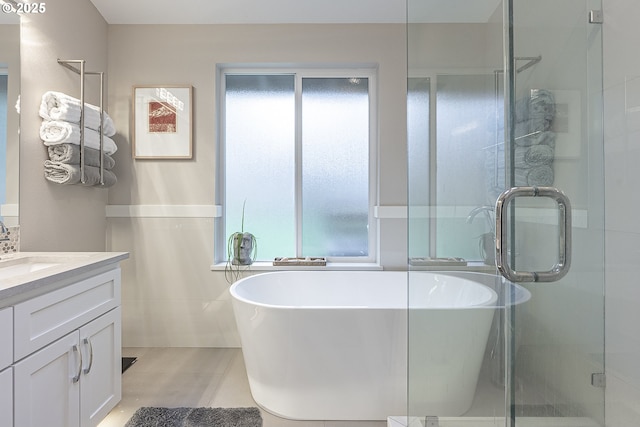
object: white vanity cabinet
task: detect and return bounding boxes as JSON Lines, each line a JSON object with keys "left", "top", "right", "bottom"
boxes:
{"left": 0, "top": 307, "right": 13, "bottom": 427}
{"left": 9, "top": 265, "right": 123, "bottom": 427}
{"left": 0, "top": 307, "right": 12, "bottom": 368}
{"left": 0, "top": 366, "right": 12, "bottom": 427}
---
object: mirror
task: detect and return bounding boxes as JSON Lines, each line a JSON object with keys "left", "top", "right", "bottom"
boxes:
{"left": 0, "top": 11, "right": 20, "bottom": 228}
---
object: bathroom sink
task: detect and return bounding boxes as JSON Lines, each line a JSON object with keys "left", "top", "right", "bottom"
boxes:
{"left": 0, "top": 256, "right": 61, "bottom": 280}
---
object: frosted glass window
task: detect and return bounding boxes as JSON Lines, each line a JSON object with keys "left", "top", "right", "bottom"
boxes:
{"left": 222, "top": 71, "right": 374, "bottom": 261}
{"left": 301, "top": 78, "right": 369, "bottom": 257}
{"left": 225, "top": 75, "right": 296, "bottom": 260}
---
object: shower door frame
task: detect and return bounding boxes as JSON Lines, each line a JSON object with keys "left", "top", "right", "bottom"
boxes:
{"left": 502, "top": 0, "right": 606, "bottom": 426}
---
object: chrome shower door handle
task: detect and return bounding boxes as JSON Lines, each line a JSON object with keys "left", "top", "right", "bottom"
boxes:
{"left": 495, "top": 186, "right": 572, "bottom": 283}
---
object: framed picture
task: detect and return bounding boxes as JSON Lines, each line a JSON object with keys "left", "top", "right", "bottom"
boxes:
{"left": 132, "top": 85, "right": 193, "bottom": 159}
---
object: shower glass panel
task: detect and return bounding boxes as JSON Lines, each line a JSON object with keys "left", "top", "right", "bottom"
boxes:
{"left": 407, "top": 0, "right": 507, "bottom": 424}
{"left": 407, "top": 0, "right": 604, "bottom": 426}
{"left": 507, "top": 0, "right": 605, "bottom": 426}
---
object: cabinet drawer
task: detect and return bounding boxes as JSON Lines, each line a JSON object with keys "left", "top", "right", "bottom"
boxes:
{"left": 0, "top": 307, "right": 12, "bottom": 369}
{"left": 14, "top": 268, "right": 121, "bottom": 361}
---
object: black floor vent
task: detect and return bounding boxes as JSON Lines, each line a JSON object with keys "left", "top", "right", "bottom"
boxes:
{"left": 122, "top": 356, "right": 137, "bottom": 373}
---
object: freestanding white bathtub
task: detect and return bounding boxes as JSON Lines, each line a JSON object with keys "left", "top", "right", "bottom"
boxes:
{"left": 229, "top": 270, "right": 500, "bottom": 421}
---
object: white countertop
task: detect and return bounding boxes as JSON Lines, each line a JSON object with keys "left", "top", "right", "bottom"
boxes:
{"left": 0, "top": 252, "right": 129, "bottom": 303}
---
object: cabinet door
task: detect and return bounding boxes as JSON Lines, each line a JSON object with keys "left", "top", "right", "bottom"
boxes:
{"left": 80, "top": 307, "right": 121, "bottom": 427}
{"left": 14, "top": 331, "right": 81, "bottom": 427}
{"left": 0, "top": 307, "right": 12, "bottom": 370}
{"left": 0, "top": 367, "right": 12, "bottom": 427}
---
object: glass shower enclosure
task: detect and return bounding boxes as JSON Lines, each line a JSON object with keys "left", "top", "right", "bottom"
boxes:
{"left": 407, "top": 1, "right": 604, "bottom": 426}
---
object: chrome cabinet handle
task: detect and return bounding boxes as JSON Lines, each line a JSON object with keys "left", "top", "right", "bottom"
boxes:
{"left": 82, "top": 337, "right": 94, "bottom": 374}
{"left": 495, "top": 186, "right": 572, "bottom": 283}
{"left": 71, "top": 344, "right": 83, "bottom": 383}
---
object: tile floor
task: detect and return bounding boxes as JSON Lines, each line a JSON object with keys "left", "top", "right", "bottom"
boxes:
{"left": 98, "top": 347, "right": 388, "bottom": 427}
{"left": 98, "top": 347, "right": 599, "bottom": 427}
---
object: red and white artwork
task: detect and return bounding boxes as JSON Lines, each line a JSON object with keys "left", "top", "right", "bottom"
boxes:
{"left": 148, "top": 101, "right": 177, "bottom": 133}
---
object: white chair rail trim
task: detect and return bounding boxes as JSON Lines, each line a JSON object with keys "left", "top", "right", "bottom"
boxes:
{"left": 106, "top": 205, "right": 407, "bottom": 219}
{"left": 105, "top": 204, "right": 587, "bottom": 228}
{"left": 106, "top": 205, "right": 221, "bottom": 218}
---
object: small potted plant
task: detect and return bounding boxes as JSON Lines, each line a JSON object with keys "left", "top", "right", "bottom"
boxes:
{"left": 225, "top": 200, "right": 257, "bottom": 283}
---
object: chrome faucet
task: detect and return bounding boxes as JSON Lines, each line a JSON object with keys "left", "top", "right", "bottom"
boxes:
{"left": 466, "top": 206, "right": 495, "bottom": 233}
{"left": 467, "top": 206, "right": 497, "bottom": 265}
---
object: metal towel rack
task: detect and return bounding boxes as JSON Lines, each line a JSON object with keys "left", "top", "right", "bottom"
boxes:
{"left": 57, "top": 59, "right": 105, "bottom": 185}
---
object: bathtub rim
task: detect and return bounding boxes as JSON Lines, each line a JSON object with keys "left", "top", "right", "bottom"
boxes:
{"left": 227, "top": 270, "right": 529, "bottom": 310}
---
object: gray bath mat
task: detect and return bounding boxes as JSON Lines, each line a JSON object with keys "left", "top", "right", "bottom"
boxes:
{"left": 124, "top": 407, "right": 262, "bottom": 427}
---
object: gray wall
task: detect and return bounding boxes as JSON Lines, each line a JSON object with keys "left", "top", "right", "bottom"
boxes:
{"left": 20, "top": 0, "right": 108, "bottom": 251}
{"left": 105, "top": 24, "right": 408, "bottom": 347}
{"left": 603, "top": 0, "right": 640, "bottom": 425}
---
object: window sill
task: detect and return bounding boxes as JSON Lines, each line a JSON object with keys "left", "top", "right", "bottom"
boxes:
{"left": 408, "top": 262, "right": 497, "bottom": 272}
{"left": 210, "top": 261, "right": 383, "bottom": 271}
{"left": 210, "top": 261, "right": 496, "bottom": 273}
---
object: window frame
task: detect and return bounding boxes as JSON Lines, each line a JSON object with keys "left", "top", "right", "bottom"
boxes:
{"left": 216, "top": 65, "right": 379, "bottom": 264}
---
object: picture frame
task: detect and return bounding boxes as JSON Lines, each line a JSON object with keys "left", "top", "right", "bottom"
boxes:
{"left": 132, "top": 85, "right": 193, "bottom": 159}
{"left": 550, "top": 89, "right": 581, "bottom": 159}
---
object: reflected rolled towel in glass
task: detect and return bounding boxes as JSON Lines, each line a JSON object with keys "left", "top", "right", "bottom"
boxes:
{"left": 514, "top": 129, "right": 556, "bottom": 147}
{"left": 514, "top": 165, "right": 554, "bottom": 187}
{"left": 514, "top": 89, "right": 556, "bottom": 123}
{"left": 528, "top": 89, "right": 556, "bottom": 117}
{"left": 514, "top": 144, "right": 554, "bottom": 168}
{"left": 513, "top": 89, "right": 556, "bottom": 140}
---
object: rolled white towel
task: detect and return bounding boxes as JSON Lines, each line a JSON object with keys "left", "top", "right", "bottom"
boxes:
{"left": 39, "top": 91, "right": 116, "bottom": 136}
{"left": 40, "top": 120, "right": 118, "bottom": 155}
{"left": 44, "top": 160, "right": 117, "bottom": 187}
{"left": 47, "top": 144, "right": 116, "bottom": 170}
